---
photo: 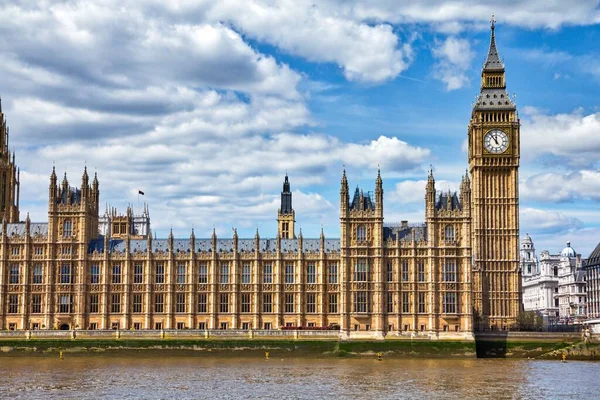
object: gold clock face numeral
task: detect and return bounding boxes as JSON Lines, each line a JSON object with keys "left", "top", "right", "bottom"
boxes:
{"left": 484, "top": 129, "right": 509, "bottom": 154}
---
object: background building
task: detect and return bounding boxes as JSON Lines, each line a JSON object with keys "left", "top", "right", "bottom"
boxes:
{"left": 520, "top": 234, "right": 559, "bottom": 324}
{"left": 520, "top": 237, "right": 587, "bottom": 325}
{"left": 555, "top": 242, "right": 586, "bottom": 322}
{"left": 584, "top": 243, "right": 600, "bottom": 319}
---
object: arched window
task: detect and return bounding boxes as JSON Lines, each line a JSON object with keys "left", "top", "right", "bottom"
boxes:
{"left": 445, "top": 225, "right": 455, "bottom": 242}
{"left": 63, "top": 220, "right": 72, "bottom": 238}
{"left": 357, "top": 225, "right": 366, "bottom": 241}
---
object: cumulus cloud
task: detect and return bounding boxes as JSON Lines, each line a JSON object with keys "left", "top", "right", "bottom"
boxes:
{"left": 330, "top": 0, "right": 600, "bottom": 30}
{"left": 521, "top": 107, "right": 600, "bottom": 166}
{"left": 204, "top": 0, "right": 413, "bottom": 83}
{"left": 16, "top": 104, "right": 430, "bottom": 235}
{"left": 388, "top": 178, "right": 459, "bottom": 205}
{"left": 520, "top": 207, "right": 584, "bottom": 235}
{"left": 2, "top": 0, "right": 599, "bottom": 241}
{"left": 432, "top": 37, "right": 475, "bottom": 90}
{"left": 521, "top": 170, "right": 600, "bottom": 203}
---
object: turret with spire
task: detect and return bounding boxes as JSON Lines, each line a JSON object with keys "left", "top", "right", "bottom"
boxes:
{"left": 375, "top": 168, "right": 383, "bottom": 216}
{"left": 425, "top": 166, "right": 436, "bottom": 218}
{"left": 459, "top": 169, "right": 471, "bottom": 209}
{"left": 0, "top": 96, "right": 7, "bottom": 155}
{"left": 340, "top": 169, "right": 349, "bottom": 216}
{"left": 474, "top": 15, "right": 515, "bottom": 112}
{"left": 0, "top": 97, "right": 20, "bottom": 222}
{"left": 277, "top": 173, "right": 296, "bottom": 239}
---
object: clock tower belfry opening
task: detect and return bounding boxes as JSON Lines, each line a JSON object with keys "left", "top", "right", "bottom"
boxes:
{"left": 469, "top": 17, "right": 522, "bottom": 331}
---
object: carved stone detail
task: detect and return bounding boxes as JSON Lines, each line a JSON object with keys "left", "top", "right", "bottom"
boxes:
{"left": 444, "top": 283, "right": 457, "bottom": 291}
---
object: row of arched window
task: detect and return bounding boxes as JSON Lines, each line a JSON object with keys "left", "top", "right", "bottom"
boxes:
{"left": 485, "top": 76, "right": 503, "bottom": 87}
{"left": 63, "top": 220, "right": 72, "bottom": 238}
{"left": 355, "top": 224, "right": 456, "bottom": 242}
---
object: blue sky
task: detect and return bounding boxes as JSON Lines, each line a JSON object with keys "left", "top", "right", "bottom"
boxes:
{"left": 1, "top": 1, "right": 600, "bottom": 256}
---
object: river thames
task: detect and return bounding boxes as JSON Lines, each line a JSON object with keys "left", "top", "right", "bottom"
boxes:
{"left": 1, "top": 355, "right": 598, "bottom": 399}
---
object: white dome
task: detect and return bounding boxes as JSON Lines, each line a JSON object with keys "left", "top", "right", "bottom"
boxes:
{"left": 560, "top": 241, "right": 576, "bottom": 257}
{"left": 521, "top": 233, "right": 533, "bottom": 244}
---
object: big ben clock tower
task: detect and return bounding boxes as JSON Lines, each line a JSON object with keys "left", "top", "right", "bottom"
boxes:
{"left": 469, "top": 17, "right": 521, "bottom": 330}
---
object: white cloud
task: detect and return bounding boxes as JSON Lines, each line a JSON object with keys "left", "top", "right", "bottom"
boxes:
{"left": 520, "top": 207, "right": 584, "bottom": 234}
{"left": 432, "top": 37, "right": 475, "bottom": 90}
{"left": 521, "top": 170, "right": 600, "bottom": 203}
{"left": 330, "top": 0, "right": 600, "bottom": 29}
{"left": 147, "top": 0, "right": 414, "bottom": 83}
{"left": 338, "top": 136, "right": 430, "bottom": 171}
{"left": 0, "top": 3, "right": 302, "bottom": 101}
{"left": 521, "top": 107, "right": 600, "bottom": 164}
{"left": 14, "top": 92, "right": 430, "bottom": 236}
{"left": 388, "top": 178, "right": 459, "bottom": 205}
{"left": 2, "top": 0, "right": 599, "bottom": 243}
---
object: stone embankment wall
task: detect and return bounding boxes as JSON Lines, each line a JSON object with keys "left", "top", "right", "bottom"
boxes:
{"left": 474, "top": 331, "right": 600, "bottom": 360}
{"left": 0, "top": 330, "right": 597, "bottom": 359}
{"left": 0, "top": 328, "right": 473, "bottom": 341}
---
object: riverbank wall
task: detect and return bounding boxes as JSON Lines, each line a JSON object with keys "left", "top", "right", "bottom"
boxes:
{"left": 0, "top": 330, "right": 596, "bottom": 360}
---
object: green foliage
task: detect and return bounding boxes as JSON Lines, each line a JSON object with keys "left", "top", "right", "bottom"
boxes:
{"left": 516, "top": 311, "right": 544, "bottom": 331}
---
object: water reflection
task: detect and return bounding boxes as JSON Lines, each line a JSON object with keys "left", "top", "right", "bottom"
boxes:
{"left": 0, "top": 356, "right": 598, "bottom": 399}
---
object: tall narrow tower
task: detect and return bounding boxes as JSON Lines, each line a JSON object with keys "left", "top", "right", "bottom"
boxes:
{"left": 469, "top": 18, "right": 521, "bottom": 330}
{"left": 0, "top": 98, "right": 20, "bottom": 222}
{"left": 277, "top": 174, "right": 295, "bottom": 239}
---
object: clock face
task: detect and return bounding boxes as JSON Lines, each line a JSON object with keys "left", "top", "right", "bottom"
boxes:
{"left": 484, "top": 129, "right": 509, "bottom": 154}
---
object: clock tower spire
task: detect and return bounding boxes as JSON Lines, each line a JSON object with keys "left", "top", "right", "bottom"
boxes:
{"left": 469, "top": 17, "right": 521, "bottom": 331}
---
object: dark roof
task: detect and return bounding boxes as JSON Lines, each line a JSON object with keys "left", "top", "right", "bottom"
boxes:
{"left": 88, "top": 237, "right": 341, "bottom": 254}
{"left": 474, "top": 23, "right": 516, "bottom": 112}
{"left": 483, "top": 23, "right": 504, "bottom": 72}
{"left": 474, "top": 89, "right": 515, "bottom": 110}
{"left": 436, "top": 192, "right": 461, "bottom": 211}
{"left": 0, "top": 223, "right": 48, "bottom": 237}
{"left": 383, "top": 223, "right": 427, "bottom": 242}
{"left": 58, "top": 187, "right": 82, "bottom": 205}
{"left": 585, "top": 242, "right": 600, "bottom": 267}
{"left": 350, "top": 187, "right": 375, "bottom": 211}
{"left": 280, "top": 174, "right": 293, "bottom": 214}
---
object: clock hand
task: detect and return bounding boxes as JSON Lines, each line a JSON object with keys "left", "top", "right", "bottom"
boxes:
{"left": 493, "top": 135, "right": 499, "bottom": 145}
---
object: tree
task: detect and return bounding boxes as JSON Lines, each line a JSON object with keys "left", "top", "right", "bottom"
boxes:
{"left": 516, "top": 311, "right": 541, "bottom": 331}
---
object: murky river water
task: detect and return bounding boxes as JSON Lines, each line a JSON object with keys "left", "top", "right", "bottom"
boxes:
{"left": 0, "top": 355, "right": 598, "bottom": 399}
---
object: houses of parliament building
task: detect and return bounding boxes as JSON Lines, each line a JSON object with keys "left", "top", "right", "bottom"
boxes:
{"left": 0, "top": 21, "right": 521, "bottom": 338}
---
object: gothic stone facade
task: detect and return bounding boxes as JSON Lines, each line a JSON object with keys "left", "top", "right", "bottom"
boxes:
{"left": 0, "top": 22, "right": 520, "bottom": 336}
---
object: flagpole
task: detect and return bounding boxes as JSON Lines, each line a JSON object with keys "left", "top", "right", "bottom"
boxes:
{"left": 137, "top": 190, "right": 140, "bottom": 215}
